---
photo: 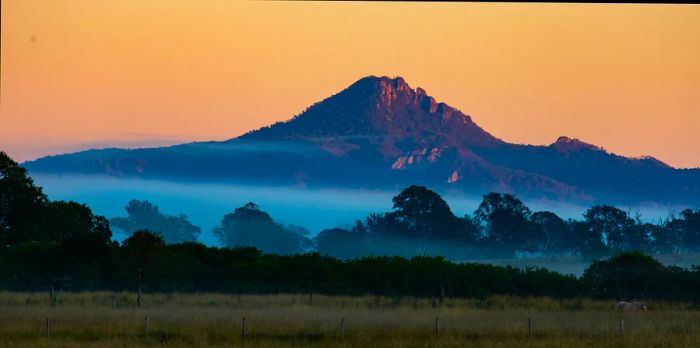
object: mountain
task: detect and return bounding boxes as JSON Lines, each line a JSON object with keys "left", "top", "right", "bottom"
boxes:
{"left": 23, "top": 76, "right": 700, "bottom": 204}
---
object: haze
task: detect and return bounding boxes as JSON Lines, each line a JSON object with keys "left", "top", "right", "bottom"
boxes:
{"left": 31, "top": 174, "right": 676, "bottom": 247}
{"left": 1, "top": 2, "right": 699, "bottom": 167}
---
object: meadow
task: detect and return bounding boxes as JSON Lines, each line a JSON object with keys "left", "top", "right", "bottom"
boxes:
{"left": 0, "top": 292, "right": 699, "bottom": 347}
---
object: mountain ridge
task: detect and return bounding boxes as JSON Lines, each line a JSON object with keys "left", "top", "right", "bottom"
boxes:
{"left": 22, "top": 75, "right": 700, "bottom": 204}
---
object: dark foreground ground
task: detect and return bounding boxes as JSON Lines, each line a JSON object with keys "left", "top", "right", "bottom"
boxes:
{"left": 0, "top": 292, "right": 698, "bottom": 347}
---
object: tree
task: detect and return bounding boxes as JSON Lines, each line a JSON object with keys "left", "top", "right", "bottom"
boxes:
{"left": 582, "top": 252, "right": 667, "bottom": 300}
{"left": 282, "top": 224, "right": 314, "bottom": 250}
{"left": 624, "top": 222, "right": 655, "bottom": 253}
{"left": 369, "top": 186, "right": 475, "bottom": 242}
{"left": 530, "top": 211, "right": 571, "bottom": 255}
{"left": 1, "top": 152, "right": 114, "bottom": 249}
{"left": 656, "top": 213, "right": 688, "bottom": 254}
{"left": 212, "top": 202, "right": 308, "bottom": 255}
{"left": 122, "top": 229, "right": 165, "bottom": 307}
{"left": 583, "top": 205, "right": 636, "bottom": 252}
{"left": 680, "top": 209, "right": 700, "bottom": 250}
{"left": 45, "top": 201, "right": 112, "bottom": 244}
{"left": 474, "top": 193, "right": 535, "bottom": 257}
{"left": 569, "top": 219, "right": 607, "bottom": 257}
{"left": 0, "top": 151, "right": 49, "bottom": 246}
{"left": 365, "top": 186, "right": 478, "bottom": 258}
{"left": 391, "top": 185, "right": 467, "bottom": 240}
{"left": 110, "top": 200, "right": 201, "bottom": 244}
{"left": 314, "top": 227, "right": 368, "bottom": 259}
{"left": 122, "top": 229, "right": 166, "bottom": 275}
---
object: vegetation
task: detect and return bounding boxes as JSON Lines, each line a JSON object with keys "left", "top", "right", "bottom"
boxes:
{"left": 110, "top": 200, "right": 201, "bottom": 244}
{"left": 2, "top": 150, "right": 700, "bottom": 302}
{"left": 10, "top": 148, "right": 700, "bottom": 260}
{"left": 212, "top": 202, "right": 310, "bottom": 255}
{"left": 1, "top": 292, "right": 700, "bottom": 347}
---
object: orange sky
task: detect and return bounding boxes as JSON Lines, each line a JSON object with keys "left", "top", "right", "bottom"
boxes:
{"left": 1, "top": 1, "right": 699, "bottom": 167}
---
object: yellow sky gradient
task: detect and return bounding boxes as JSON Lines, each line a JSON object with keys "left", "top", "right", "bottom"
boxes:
{"left": 1, "top": 1, "right": 699, "bottom": 167}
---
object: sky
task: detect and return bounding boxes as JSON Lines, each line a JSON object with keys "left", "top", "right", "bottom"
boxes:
{"left": 1, "top": 1, "right": 699, "bottom": 168}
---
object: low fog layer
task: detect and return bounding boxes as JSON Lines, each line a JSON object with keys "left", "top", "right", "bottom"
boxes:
{"left": 32, "top": 174, "right": 677, "bottom": 247}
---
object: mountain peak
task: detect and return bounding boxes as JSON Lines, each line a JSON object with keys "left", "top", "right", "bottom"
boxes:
{"left": 348, "top": 75, "right": 427, "bottom": 107}
{"left": 346, "top": 75, "right": 410, "bottom": 96}
{"left": 242, "top": 75, "right": 500, "bottom": 147}
{"left": 352, "top": 75, "right": 408, "bottom": 87}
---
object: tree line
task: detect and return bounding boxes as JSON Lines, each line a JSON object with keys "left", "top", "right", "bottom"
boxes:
{"left": 110, "top": 186, "right": 700, "bottom": 260}
{"left": 2, "top": 151, "right": 700, "bottom": 301}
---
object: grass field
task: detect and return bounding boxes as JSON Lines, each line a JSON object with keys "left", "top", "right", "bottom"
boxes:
{"left": 0, "top": 292, "right": 699, "bottom": 347}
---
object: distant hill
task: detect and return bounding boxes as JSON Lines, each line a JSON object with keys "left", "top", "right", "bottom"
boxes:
{"left": 24, "top": 76, "right": 700, "bottom": 204}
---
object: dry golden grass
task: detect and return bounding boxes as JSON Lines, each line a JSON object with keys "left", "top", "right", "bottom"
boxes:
{"left": 0, "top": 292, "right": 698, "bottom": 347}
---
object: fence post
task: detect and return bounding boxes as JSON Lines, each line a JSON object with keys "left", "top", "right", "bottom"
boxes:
{"left": 309, "top": 292, "right": 313, "bottom": 305}
{"left": 528, "top": 317, "right": 532, "bottom": 337}
{"left": 45, "top": 317, "right": 50, "bottom": 339}
{"left": 435, "top": 316, "right": 440, "bottom": 337}
{"left": 144, "top": 316, "right": 149, "bottom": 335}
{"left": 241, "top": 316, "right": 247, "bottom": 339}
{"left": 50, "top": 286, "right": 55, "bottom": 307}
{"left": 619, "top": 319, "right": 624, "bottom": 337}
{"left": 137, "top": 268, "right": 143, "bottom": 308}
{"left": 340, "top": 318, "right": 346, "bottom": 338}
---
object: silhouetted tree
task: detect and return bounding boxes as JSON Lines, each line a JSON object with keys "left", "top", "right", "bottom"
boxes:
{"left": 122, "top": 229, "right": 165, "bottom": 306}
{"left": 45, "top": 201, "right": 111, "bottom": 243}
{"left": 0, "top": 151, "right": 49, "bottom": 246}
{"left": 314, "top": 227, "right": 369, "bottom": 259}
{"left": 530, "top": 211, "right": 571, "bottom": 255}
{"left": 1, "top": 152, "right": 115, "bottom": 251}
{"left": 568, "top": 219, "right": 606, "bottom": 257}
{"left": 474, "top": 193, "right": 535, "bottom": 257}
{"left": 110, "top": 200, "right": 200, "bottom": 244}
{"left": 351, "top": 219, "right": 368, "bottom": 235}
{"left": 582, "top": 251, "right": 667, "bottom": 300}
{"left": 365, "top": 186, "right": 478, "bottom": 258}
{"left": 583, "top": 205, "right": 636, "bottom": 253}
{"left": 680, "top": 209, "right": 700, "bottom": 250}
{"left": 123, "top": 229, "right": 165, "bottom": 251}
{"left": 212, "top": 202, "right": 308, "bottom": 255}
{"left": 390, "top": 185, "right": 468, "bottom": 241}
{"left": 654, "top": 214, "right": 687, "bottom": 254}
{"left": 626, "top": 222, "right": 656, "bottom": 253}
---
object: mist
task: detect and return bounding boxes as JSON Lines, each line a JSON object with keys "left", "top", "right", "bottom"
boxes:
{"left": 31, "top": 174, "right": 679, "bottom": 247}
{"left": 32, "top": 174, "right": 396, "bottom": 245}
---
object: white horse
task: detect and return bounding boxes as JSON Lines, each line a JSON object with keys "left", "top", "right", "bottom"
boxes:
{"left": 615, "top": 301, "right": 647, "bottom": 311}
